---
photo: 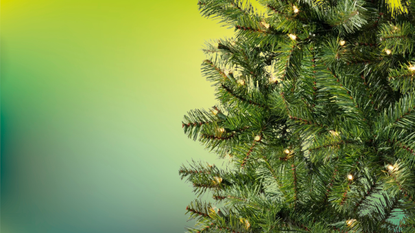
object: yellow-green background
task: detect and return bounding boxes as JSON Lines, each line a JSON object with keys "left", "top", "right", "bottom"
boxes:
{"left": 0, "top": 0, "right": 247, "bottom": 232}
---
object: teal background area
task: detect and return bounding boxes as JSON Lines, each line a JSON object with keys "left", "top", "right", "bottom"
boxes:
{"left": 0, "top": 0, "right": 245, "bottom": 232}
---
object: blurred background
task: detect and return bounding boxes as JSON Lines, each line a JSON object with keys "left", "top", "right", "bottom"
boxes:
{"left": 0, "top": 0, "right": 246, "bottom": 232}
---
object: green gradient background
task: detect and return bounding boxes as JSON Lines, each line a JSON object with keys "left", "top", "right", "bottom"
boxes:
{"left": 0, "top": 0, "right": 255, "bottom": 232}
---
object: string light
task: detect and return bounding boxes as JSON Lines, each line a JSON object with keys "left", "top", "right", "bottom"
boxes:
{"left": 254, "top": 135, "right": 262, "bottom": 141}
{"left": 388, "top": 164, "right": 394, "bottom": 171}
{"left": 219, "top": 127, "right": 225, "bottom": 133}
{"left": 261, "top": 21, "right": 270, "bottom": 29}
{"left": 284, "top": 149, "right": 291, "bottom": 154}
{"left": 237, "top": 79, "right": 245, "bottom": 85}
{"left": 240, "top": 218, "right": 250, "bottom": 229}
{"left": 212, "top": 109, "right": 219, "bottom": 115}
{"left": 347, "top": 174, "right": 354, "bottom": 181}
{"left": 339, "top": 40, "right": 346, "bottom": 46}
{"left": 409, "top": 65, "right": 415, "bottom": 71}
{"left": 329, "top": 130, "right": 340, "bottom": 136}
{"left": 269, "top": 75, "right": 279, "bottom": 83}
{"left": 385, "top": 49, "right": 391, "bottom": 55}
{"left": 346, "top": 219, "right": 356, "bottom": 226}
{"left": 244, "top": 219, "right": 250, "bottom": 229}
{"left": 213, "top": 176, "right": 223, "bottom": 185}
{"left": 293, "top": 5, "right": 299, "bottom": 13}
{"left": 288, "top": 34, "right": 297, "bottom": 40}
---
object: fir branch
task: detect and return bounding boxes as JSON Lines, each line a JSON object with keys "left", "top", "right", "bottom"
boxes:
{"left": 388, "top": 72, "right": 415, "bottom": 81}
{"left": 282, "top": 218, "right": 311, "bottom": 232}
{"left": 186, "top": 200, "right": 213, "bottom": 221}
{"left": 280, "top": 92, "right": 291, "bottom": 115}
{"left": 381, "top": 35, "right": 408, "bottom": 40}
{"left": 345, "top": 57, "right": 383, "bottom": 65}
{"left": 289, "top": 115, "right": 326, "bottom": 129}
{"left": 339, "top": 181, "right": 352, "bottom": 206}
{"left": 220, "top": 84, "right": 267, "bottom": 109}
{"left": 388, "top": 139, "right": 415, "bottom": 155}
{"left": 291, "top": 163, "right": 298, "bottom": 208}
{"left": 381, "top": 196, "right": 400, "bottom": 224}
{"left": 281, "top": 45, "right": 298, "bottom": 82}
{"left": 213, "top": 195, "right": 226, "bottom": 200}
{"left": 201, "top": 133, "right": 237, "bottom": 141}
{"left": 354, "top": 180, "right": 378, "bottom": 213}
{"left": 203, "top": 59, "right": 228, "bottom": 80}
{"left": 330, "top": 10, "right": 359, "bottom": 27}
{"left": 387, "top": 167, "right": 415, "bottom": 203}
{"left": 259, "top": 155, "right": 285, "bottom": 194}
{"left": 266, "top": 4, "right": 307, "bottom": 22}
{"left": 235, "top": 25, "right": 267, "bottom": 34}
{"left": 323, "top": 166, "right": 339, "bottom": 203}
{"left": 186, "top": 206, "right": 210, "bottom": 218}
{"left": 241, "top": 141, "right": 257, "bottom": 168}
{"left": 354, "top": 42, "right": 378, "bottom": 47}
{"left": 182, "top": 121, "right": 210, "bottom": 128}
{"left": 199, "top": 222, "right": 215, "bottom": 233}
{"left": 308, "top": 140, "right": 354, "bottom": 152}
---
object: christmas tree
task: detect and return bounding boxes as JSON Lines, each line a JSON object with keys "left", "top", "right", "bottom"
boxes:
{"left": 179, "top": 0, "right": 415, "bottom": 232}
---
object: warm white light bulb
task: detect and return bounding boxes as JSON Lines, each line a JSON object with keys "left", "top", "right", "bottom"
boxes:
{"left": 213, "top": 177, "right": 223, "bottom": 184}
{"left": 329, "top": 130, "right": 340, "bottom": 136}
{"left": 261, "top": 21, "right": 270, "bottom": 29}
{"left": 409, "top": 65, "right": 415, "bottom": 71}
{"left": 388, "top": 165, "right": 394, "bottom": 171}
{"left": 244, "top": 219, "right": 250, "bottom": 229}
{"left": 347, "top": 174, "right": 354, "bottom": 180}
{"left": 237, "top": 79, "right": 245, "bottom": 85}
{"left": 293, "top": 5, "right": 299, "bottom": 13}
{"left": 340, "top": 40, "right": 346, "bottom": 46}
{"left": 269, "top": 75, "right": 279, "bottom": 83}
{"left": 254, "top": 135, "right": 261, "bottom": 141}
{"left": 385, "top": 49, "right": 391, "bottom": 55}
{"left": 212, "top": 109, "right": 218, "bottom": 115}
{"left": 346, "top": 219, "right": 356, "bottom": 226}
{"left": 219, "top": 128, "right": 225, "bottom": 133}
{"left": 284, "top": 149, "right": 291, "bottom": 154}
{"left": 288, "top": 34, "right": 297, "bottom": 40}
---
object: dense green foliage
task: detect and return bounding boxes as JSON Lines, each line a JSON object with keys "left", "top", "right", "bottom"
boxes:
{"left": 179, "top": 0, "right": 415, "bottom": 232}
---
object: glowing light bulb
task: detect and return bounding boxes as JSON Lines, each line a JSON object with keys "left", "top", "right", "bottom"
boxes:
{"left": 244, "top": 219, "right": 250, "bottom": 229}
{"left": 347, "top": 174, "right": 354, "bottom": 180}
{"left": 293, "top": 5, "right": 299, "bottom": 13}
{"left": 346, "top": 219, "right": 356, "bottom": 226}
{"left": 385, "top": 49, "right": 391, "bottom": 55}
{"left": 213, "top": 177, "right": 222, "bottom": 184}
{"left": 409, "top": 65, "right": 415, "bottom": 71}
{"left": 329, "top": 130, "right": 339, "bottom": 136}
{"left": 269, "top": 75, "right": 279, "bottom": 83}
{"left": 237, "top": 79, "right": 245, "bottom": 85}
{"left": 284, "top": 149, "right": 291, "bottom": 154}
{"left": 261, "top": 21, "right": 270, "bottom": 29}
{"left": 340, "top": 40, "right": 346, "bottom": 46}
{"left": 219, "top": 128, "right": 225, "bottom": 133}
{"left": 288, "top": 34, "right": 297, "bottom": 40}
{"left": 388, "top": 165, "right": 394, "bottom": 171}
{"left": 254, "top": 135, "right": 261, "bottom": 141}
{"left": 212, "top": 109, "right": 218, "bottom": 115}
